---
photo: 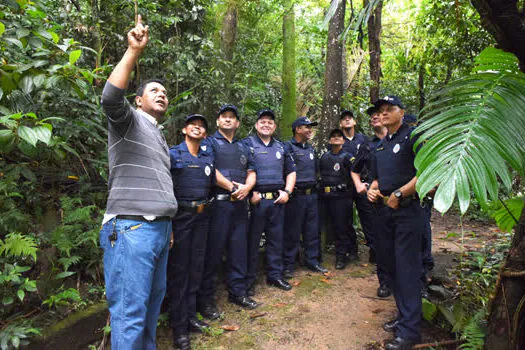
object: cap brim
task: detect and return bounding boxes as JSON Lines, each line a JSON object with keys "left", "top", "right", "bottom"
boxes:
{"left": 374, "top": 99, "right": 404, "bottom": 109}
{"left": 219, "top": 108, "right": 238, "bottom": 117}
{"left": 186, "top": 115, "right": 208, "bottom": 129}
{"left": 258, "top": 113, "right": 275, "bottom": 120}
{"left": 366, "top": 107, "right": 378, "bottom": 115}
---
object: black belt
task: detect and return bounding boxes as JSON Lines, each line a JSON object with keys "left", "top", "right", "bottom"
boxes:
{"left": 116, "top": 215, "right": 171, "bottom": 222}
{"left": 323, "top": 185, "right": 348, "bottom": 193}
{"left": 215, "top": 194, "right": 237, "bottom": 201}
{"left": 294, "top": 187, "right": 316, "bottom": 196}
{"left": 178, "top": 199, "right": 213, "bottom": 214}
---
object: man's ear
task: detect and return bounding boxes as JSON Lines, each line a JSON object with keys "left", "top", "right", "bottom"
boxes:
{"left": 182, "top": 128, "right": 187, "bottom": 135}
{"left": 216, "top": 119, "right": 220, "bottom": 127}
{"left": 135, "top": 96, "right": 142, "bottom": 107}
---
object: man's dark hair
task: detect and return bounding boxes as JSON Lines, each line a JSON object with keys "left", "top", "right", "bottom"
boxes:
{"left": 136, "top": 79, "right": 165, "bottom": 97}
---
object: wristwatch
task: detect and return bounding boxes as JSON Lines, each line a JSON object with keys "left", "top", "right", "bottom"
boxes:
{"left": 284, "top": 189, "right": 292, "bottom": 196}
{"left": 394, "top": 190, "right": 403, "bottom": 200}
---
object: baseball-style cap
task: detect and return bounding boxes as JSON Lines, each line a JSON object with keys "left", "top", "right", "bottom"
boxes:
{"left": 366, "top": 106, "right": 379, "bottom": 116}
{"left": 185, "top": 114, "right": 208, "bottom": 130}
{"left": 374, "top": 95, "right": 405, "bottom": 109}
{"left": 339, "top": 109, "right": 354, "bottom": 119}
{"left": 292, "top": 116, "right": 318, "bottom": 130}
{"left": 218, "top": 104, "right": 239, "bottom": 119}
{"left": 329, "top": 128, "right": 344, "bottom": 138}
{"left": 257, "top": 108, "right": 276, "bottom": 120}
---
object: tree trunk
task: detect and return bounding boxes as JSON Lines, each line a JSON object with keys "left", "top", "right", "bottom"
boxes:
{"left": 470, "top": 0, "right": 525, "bottom": 72}
{"left": 281, "top": 0, "right": 297, "bottom": 140}
{"left": 418, "top": 60, "right": 425, "bottom": 110}
{"left": 367, "top": 0, "right": 382, "bottom": 104}
{"left": 486, "top": 203, "right": 525, "bottom": 349}
{"left": 318, "top": 0, "right": 346, "bottom": 142}
{"left": 220, "top": 0, "right": 238, "bottom": 101}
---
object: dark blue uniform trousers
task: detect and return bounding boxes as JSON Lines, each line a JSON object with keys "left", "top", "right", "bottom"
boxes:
{"left": 422, "top": 204, "right": 434, "bottom": 279}
{"left": 376, "top": 200, "right": 424, "bottom": 341}
{"left": 167, "top": 207, "right": 210, "bottom": 329}
{"left": 324, "top": 196, "right": 358, "bottom": 257}
{"left": 199, "top": 200, "right": 249, "bottom": 301}
{"left": 283, "top": 193, "right": 320, "bottom": 270}
{"left": 247, "top": 199, "right": 285, "bottom": 285}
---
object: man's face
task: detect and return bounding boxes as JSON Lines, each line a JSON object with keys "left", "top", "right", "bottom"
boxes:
{"left": 378, "top": 103, "right": 404, "bottom": 127}
{"left": 295, "top": 125, "right": 313, "bottom": 141}
{"left": 183, "top": 119, "right": 207, "bottom": 140}
{"left": 255, "top": 116, "right": 276, "bottom": 137}
{"left": 339, "top": 115, "right": 356, "bottom": 129}
{"left": 329, "top": 134, "right": 344, "bottom": 146}
{"left": 369, "top": 112, "right": 382, "bottom": 128}
{"left": 217, "top": 111, "right": 239, "bottom": 132}
{"left": 135, "top": 82, "right": 169, "bottom": 117}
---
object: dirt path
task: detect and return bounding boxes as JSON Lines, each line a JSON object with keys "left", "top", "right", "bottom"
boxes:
{"left": 156, "top": 211, "right": 496, "bottom": 349}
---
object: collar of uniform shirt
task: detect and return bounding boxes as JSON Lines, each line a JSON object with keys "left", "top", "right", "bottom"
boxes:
{"left": 137, "top": 109, "right": 164, "bottom": 130}
{"left": 291, "top": 138, "right": 308, "bottom": 148}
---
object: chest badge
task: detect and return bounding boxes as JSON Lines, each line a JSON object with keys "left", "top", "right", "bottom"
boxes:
{"left": 201, "top": 145, "right": 207, "bottom": 152}
{"left": 205, "top": 165, "right": 211, "bottom": 176}
{"left": 357, "top": 144, "right": 361, "bottom": 150}
{"left": 334, "top": 162, "right": 340, "bottom": 171}
{"left": 240, "top": 154, "right": 247, "bottom": 165}
{"left": 309, "top": 153, "right": 314, "bottom": 160}
{"left": 276, "top": 151, "right": 282, "bottom": 159}
{"left": 393, "top": 144, "right": 400, "bottom": 153}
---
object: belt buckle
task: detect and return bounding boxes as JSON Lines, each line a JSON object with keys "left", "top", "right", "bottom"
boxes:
{"left": 305, "top": 189, "right": 312, "bottom": 195}
{"left": 383, "top": 196, "right": 389, "bottom": 205}
{"left": 324, "top": 186, "right": 331, "bottom": 193}
{"left": 229, "top": 195, "right": 236, "bottom": 202}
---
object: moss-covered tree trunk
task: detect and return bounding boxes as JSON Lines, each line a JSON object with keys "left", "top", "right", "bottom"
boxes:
{"left": 486, "top": 204, "right": 525, "bottom": 349}
{"left": 318, "top": 0, "right": 346, "bottom": 141}
{"left": 281, "top": 0, "right": 296, "bottom": 140}
{"left": 366, "top": 0, "right": 382, "bottom": 104}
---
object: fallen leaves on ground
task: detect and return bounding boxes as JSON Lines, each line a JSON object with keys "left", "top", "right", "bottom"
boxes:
{"left": 273, "top": 302, "right": 288, "bottom": 308}
{"left": 292, "top": 281, "right": 301, "bottom": 287}
{"left": 250, "top": 312, "right": 267, "bottom": 319}
{"left": 220, "top": 325, "right": 240, "bottom": 331}
{"left": 320, "top": 278, "right": 331, "bottom": 284}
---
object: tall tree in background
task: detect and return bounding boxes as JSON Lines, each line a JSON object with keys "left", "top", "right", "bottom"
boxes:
{"left": 319, "top": 0, "right": 346, "bottom": 140}
{"left": 281, "top": 0, "right": 296, "bottom": 139}
{"left": 366, "top": 0, "right": 382, "bottom": 103}
{"left": 220, "top": 0, "right": 238, "bottom": 101}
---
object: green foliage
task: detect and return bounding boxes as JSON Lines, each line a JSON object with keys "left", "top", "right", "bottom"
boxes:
{"left": 415, "top": 47, "right": 525, "bottom": 213}
{"left": 488, "top": 197, "right": 524, "bottom": 232}
{"left": 0, "top": 233, "right": 38, "bottom": 261}
{"left": 459, "top": 308, "right": 487, "bottom": 349}
{"left": 42, "top": 287, "right": 81, "bottom": 309}
{"left": 0, "top": 322, "right": 40, "bottom": 350}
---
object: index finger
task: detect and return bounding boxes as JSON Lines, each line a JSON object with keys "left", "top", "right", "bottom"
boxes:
{"left": 136, "top": 14, "right": 142, "bottom": 26}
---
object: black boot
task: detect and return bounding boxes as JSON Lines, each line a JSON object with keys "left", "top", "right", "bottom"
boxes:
{"left": 172, "top": 328, "right": 190, "bottom": 350}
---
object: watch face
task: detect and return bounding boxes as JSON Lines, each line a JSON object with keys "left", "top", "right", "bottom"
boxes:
{"left": 395, "top": 191, "right": 402, "bottom": 198}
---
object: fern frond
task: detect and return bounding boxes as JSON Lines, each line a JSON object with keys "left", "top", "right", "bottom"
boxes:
{"left": 0, "top": 233, "right": 38, "bottom": 261}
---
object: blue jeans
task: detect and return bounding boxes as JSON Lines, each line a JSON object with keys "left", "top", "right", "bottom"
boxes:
{"left": 100, "top": 218, "right": 171, "bottom": 350}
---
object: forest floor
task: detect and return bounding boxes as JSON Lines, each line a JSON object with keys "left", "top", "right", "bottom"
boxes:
{"left": 154, "top": 210, "right": 500, "bottom": 350}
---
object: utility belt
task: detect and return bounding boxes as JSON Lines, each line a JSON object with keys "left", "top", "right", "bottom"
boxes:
{"left": 381, "top": 193, "right": 419, "bottom": 207}
{"left": 293, "top": 187, "right": 316, "bottom": 196}
{"left": 258, "top": 191, "right": 281, "bottom": 200}
{"left": 214, "top": 193, "right": 239, "bottom": 201}
{"left": 177, "top": 198, "right": 214, "bottom": 214}
{"left": 322, "top": 184, "right": 349, "bottom": 193}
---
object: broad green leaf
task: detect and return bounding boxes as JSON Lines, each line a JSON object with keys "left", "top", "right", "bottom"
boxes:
{"left": 33, "top": 126, "right": 52, "bottom": 144}
{"left": 55, "top": 271, "right": 76, "bottom": 279}
{"left": 17, "top": 126, "right": 38, "bottom": 146}
{"left": 422, "top": 298, "right": 437, "bottom": 321}
{"left": 491, "top": 197, "right": 524, "bottom": 232}
{"left": 18, "top": 75, "right": 34, "bottom": 94}
{"left": 17, "top": 289, "right": 25, "bottom": 302}
{"left": 2, "top": 296, "right": 13, "bottom": 305}
{"left": 3, "top": 37, "right": 24, "bottom": 49}
{"left": 0, "top": 87, "right": 3, "bottom": 100}
{"left": 69, "top": 49, "right": 82, "bottom": 65}
{"left": 0, "top": 22, "right": 5, "bottom": 37}
{"left": 16, "top": 28, "right": 30, "bottom": 39}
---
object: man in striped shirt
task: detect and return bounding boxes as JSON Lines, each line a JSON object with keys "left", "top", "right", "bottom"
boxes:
{"left": 99, "top": 16, "right": 178, "bottom": 349}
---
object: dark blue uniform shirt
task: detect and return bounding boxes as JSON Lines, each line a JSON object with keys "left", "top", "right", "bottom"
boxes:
{"left": 242, "top": 135, "right": 296, "bottom": 192}
{"left": 319, "top": 149, "right": 354, "bottom": 198}
{"left": 284, "top": 138, "right": 318, "bottom": 189}
{"left": 203, "top": 131, "right": 256, "bottom": 195}
{"left": 169, "top": 141, "right": 215, "bottom": 201}
{"left": 370, "top": 123, "right": 418, "bottom": 195}
{"left": 342, "top": 132, "right": 367, "bottom": 156}
{"left": 351, "top": 134, "right": 382, "bottom": 181}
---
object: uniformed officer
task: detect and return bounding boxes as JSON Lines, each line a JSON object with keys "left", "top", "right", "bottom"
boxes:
{"left": 167, "top": 114, "right": 215, "bottom": 350}
{"left": 283, "top": 116, "right": 328, "bottom": 279}
{"left": 351, "top": 106, "right": 390, "bottom": 297}
{"left": 404, "top": 113, "right": 434, "bottom": 298}
{"left": 319, "top": 129, "right": 356, "bottom": 269}
{"left": 340, "top": 109, "right": 372, "bottom": 262}
{"left": 244, "top": 109, "right": 296, "bottom": 293}
{"left": 367, "top": 96, "right": 425, "bottom": 349}
{"left": 197, "top": 104, "right": 258, "bottom": 318}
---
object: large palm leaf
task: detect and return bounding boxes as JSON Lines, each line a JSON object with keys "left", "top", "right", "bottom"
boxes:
{"left": 414, "top": 47, "right": 525, "bottom": 214}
